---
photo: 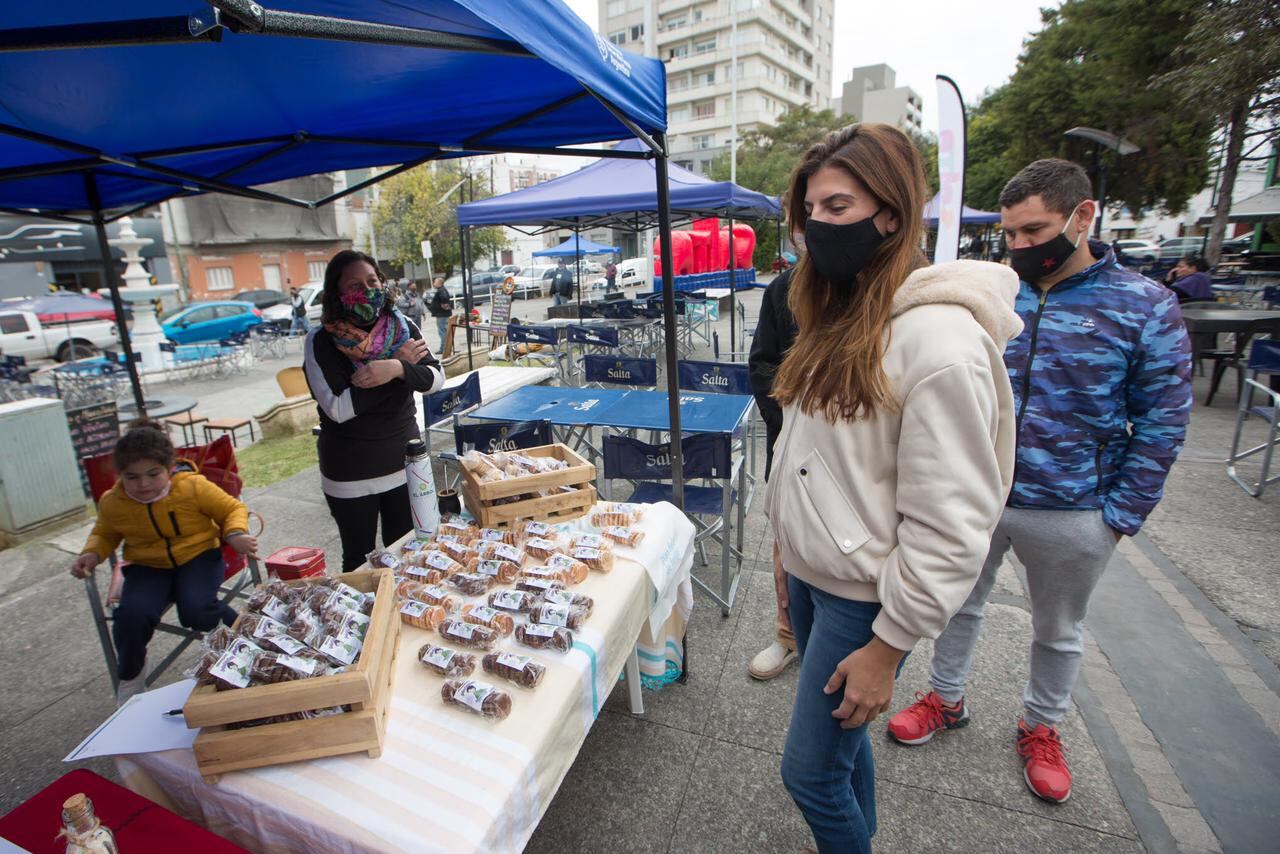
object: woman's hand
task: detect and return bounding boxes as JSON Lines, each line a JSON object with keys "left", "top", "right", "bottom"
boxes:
{"left": 351, "top": 359, "right": 404, "bottom": 388}
{"left": 394, "top": 338, "right": 430, "bottom": 364}
{"left": 227, "top": 533, "right": 259, "bottom": 558}
{"left": 70, "top": 552, "right": 100, "bottom": 579}
{"left": 773, "top": 539, "right": 791, "bottom": 632}
{"left": 825, "top": 635, "right": 905, "bottom": 729}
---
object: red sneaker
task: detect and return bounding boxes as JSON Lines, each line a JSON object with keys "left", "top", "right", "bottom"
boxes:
{"left": 1017, "top": 720, "right": 1072, "bottom": 803}
{"left": 887, "top": 691, "right": 969, "bottom": 745}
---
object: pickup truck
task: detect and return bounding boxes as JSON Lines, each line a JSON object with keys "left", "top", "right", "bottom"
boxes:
{"left": 0, "top": 309, "right": 120, "bottom": 362}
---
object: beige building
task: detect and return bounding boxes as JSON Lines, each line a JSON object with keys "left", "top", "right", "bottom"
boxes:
{"left": 600, "top": 0, "right": 834, "bottom": 175}
{"left": 835, "top": 63, "right": 923, "bottom": 132}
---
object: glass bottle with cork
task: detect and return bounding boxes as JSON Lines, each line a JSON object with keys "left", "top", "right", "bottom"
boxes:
{"left": 60, "top": 793, "right": 119, "bottom": 853}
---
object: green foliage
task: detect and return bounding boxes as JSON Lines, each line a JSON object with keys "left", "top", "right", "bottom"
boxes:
{"left": 373, "top": 162, "right": 507, "bottom": 275}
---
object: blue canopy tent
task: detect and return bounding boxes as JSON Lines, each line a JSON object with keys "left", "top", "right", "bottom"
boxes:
{"left": 0, "top": 0, "right": 696, "bottom": 504}
{"left": 922, "top": 193, "right": 1002, "bottom": 226}
{"left": 531, "top": 236, "right": 620, "bottom": 258}
{"left": 458, "top": 137, "right": 782, "bottom": 349}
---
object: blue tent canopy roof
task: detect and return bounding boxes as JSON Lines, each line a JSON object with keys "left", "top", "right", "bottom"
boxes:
{"left": 0, "top": 0, "right": 667, "bottom": 215}
{"left": 532, "top": 235, "right": 619, "bottom": 257}
{"left": 457, "top": 138, "right": 781, "bottom": 230}
{"left": 923, "top": 193, "right": 1002, "bottom": 226}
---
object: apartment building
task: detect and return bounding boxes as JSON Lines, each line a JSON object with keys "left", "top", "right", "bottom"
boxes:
{"left": 600, "top": 0, "right": 834, "bottom": 175}
{"left": 835, "top": 63, "right": 923, "bottom": 133}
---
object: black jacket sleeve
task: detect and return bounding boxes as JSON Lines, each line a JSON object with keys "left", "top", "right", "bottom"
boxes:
{"left": 304, "top": 323, "right": 443, "bottom": 425}
{"left": 748, "top": 269, "right": 796, "bottom": 478}
{"left": 399, "top": 319, "right": 444, "bottom": 393}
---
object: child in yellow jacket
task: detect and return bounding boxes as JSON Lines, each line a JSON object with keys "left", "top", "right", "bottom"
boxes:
{"left": 69, "top": 424, "right": 258, "bottom": 705}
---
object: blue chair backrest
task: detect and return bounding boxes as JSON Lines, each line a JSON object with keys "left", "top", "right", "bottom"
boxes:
{"left": 599, "top": 300, "right": 635, "bottom": 319}
{"left": 454, "top": 419, "right": 551, "bottom": 455}
{"left": 1263, "top": 286, "right": 1280, "bottom": 308}
{"left": 507, "top": 324, "right": 558, "bottom": 346}
{"left": 1248, "top": 339, "right": 1280, "bottom": 373}
{"left": 424, "top": 371, "right": 482, "bottom": 425}
{"left": 568, "top": 324, "right": 619, "bottom": 348}
{"left": 677, "top": 359, "right": 751, "bottom": 395}
{"left": 583, "top": 354, "right": 657, "bottom": 387}
{"left": 603, "top": 433, "right": 732, "bottom": 480}
{"left": 4, "top": 354, "right": 26, "bottom": 366}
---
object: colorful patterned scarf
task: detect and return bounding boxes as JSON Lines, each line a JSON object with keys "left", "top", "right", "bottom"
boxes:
{"left": 324, "top": 308, "right": 412, "bottom": 366}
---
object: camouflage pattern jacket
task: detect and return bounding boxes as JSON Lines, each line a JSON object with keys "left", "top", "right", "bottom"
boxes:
{"left": 1004, "top": 244, "right": 1192, "bottom": 536}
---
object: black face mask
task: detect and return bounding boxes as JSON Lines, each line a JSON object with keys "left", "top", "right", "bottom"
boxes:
{"left": 1008, "top": 204, "right": 1085, "bottom": 283}
{"left": 804, "top": 207, "right": 886, "bottom": 285}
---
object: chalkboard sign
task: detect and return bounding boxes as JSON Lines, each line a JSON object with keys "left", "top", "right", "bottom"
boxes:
{"left": 66, "top": 401, "right": 119, "bottom": 495}
{"left": 490, "top": 293, "right": 513, "bottom": 328}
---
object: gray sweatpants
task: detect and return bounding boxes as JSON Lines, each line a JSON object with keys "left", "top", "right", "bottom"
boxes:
{"left": 929, "top": 506, "right": 1117, "bottom": 728}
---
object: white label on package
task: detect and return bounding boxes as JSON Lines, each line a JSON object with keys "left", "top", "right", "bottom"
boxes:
{"left": 546, "top": 554, "right": 579, "bottom": 571}
{"left": 475, "top": 559, "right": 505, "bottom": 578}
{"left": 403, "top": 539, "right": 427, "bottom": 553}
{"left": 526, "top": 538, "right": 560, "bottom": 554}
{"left": 480, "top": 528, "right": 505, "bottom": 542}
{"left": 524, "top": 521, "right": 551, "bottom": 537}
{"left": 489, "top": 543, "right": 521, "bottom": 562}
{"left": 423, "top": 583, "right": 450, "bottom": 602}
{"left": 497, "top": 652, "right": 532, "bottom": 671}
{"left": 571, "top": 547, "right": 601, "bottom": 562}
{"left": 447, "top": 621, "right": 478, "bottom": 639}
{"left": 521, "top": 576, "right": 556, "bottom": 591}
{"left": 425, "top": 551, "right": 457, "bottom": 572}
{"left": 468, "top": 606, "right": 499, "bottom": 624}
{"left": 276, "top": 654, "right": 318, "bottom": 676}
{"left": 406, "top": 565, "right": 433, "bottom": 579}
{"left": 524, "top": 622, "right": 556, "bottom": 638}
{"left": 455, "top": 680, "right": 496, "bottom": 713}
{"left": 401, "top": 600, "right": 429, "bottom": 618}
{"left": 252, "top": 615, "right": 289, "bottom": 640}
{"left": 540, "top": 603, "right": 571, "bottom": 627}
{"left": 423, "top": 646, "right": 456, "bottom": 668}
{"left": 210, "top": 638, "right": 260, "bottom": 688}
{"left": 340, "top": 611, "right": 371, "bottom": 642}
{"left": 260, "top": 595, "right": 291, "bottom": 622}
{"left": 320, "top": 633, "right": 361, "bottom": 665}
{"left": 492, "top": 590, "right": 527, "bottom": 610}
{"left": 575, "top": 534, "right": 607, "bottom": 549}
{"left": 263, "top": 632, "right": 307, "bottom": 655}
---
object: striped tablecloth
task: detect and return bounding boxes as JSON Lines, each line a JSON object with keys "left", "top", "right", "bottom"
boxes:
{"left": 116, "top": 502, "right": 694, "bottom": 853}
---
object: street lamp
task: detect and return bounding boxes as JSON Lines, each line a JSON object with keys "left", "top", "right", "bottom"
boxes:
{"left": 1064, "top": 127, "right": 1139, "bottom": 239}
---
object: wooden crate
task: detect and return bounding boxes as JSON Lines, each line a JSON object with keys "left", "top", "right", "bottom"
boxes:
{"left": 463, "top": 482, "right": 598, "bottom": 529}
{"left": 182, "top": 568, "right": 399, "bottom": 783}
{"left": 458, "top": 442, "right": 595, "bottom": 502}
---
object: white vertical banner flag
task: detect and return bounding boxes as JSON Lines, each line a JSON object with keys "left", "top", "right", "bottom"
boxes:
{"left": 934, "top": 75, "right": 966, "bottom": 264}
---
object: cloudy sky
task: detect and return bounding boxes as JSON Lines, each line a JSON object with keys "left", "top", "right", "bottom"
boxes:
{"left": 564, "top": 0, "right": 1050, "bottom": 130}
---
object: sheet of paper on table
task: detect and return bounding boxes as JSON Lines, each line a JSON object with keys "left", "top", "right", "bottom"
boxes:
{"left": 64, "top": 679, "right": 198, "bottom": 762}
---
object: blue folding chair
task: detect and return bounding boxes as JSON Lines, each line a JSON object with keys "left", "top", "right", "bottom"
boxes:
{"left": 603, "top": 433, "right": 745, "bottom": 615}
{"left": 583, "top": 354, "right": 658, "bottom": 389}
{"left": 1263, "top": 286, "right": 1280, "bottom": 309}
{"left": 424, "top": 371, "right": 483, "bottom": 429}
{"left": 1228, "top": 339, "right": 1280, "bottom": 497}
{"left": 567, "top": 324, "right": 620, "bottom": 384}
{"left": 454, "top": 419, "right": 552, "bottom": 455}
{"left": 678, "top": 359, "right": 759, "bottom": 503}
{"left": 507, "top": 323, "right": 572, "bottom": 381}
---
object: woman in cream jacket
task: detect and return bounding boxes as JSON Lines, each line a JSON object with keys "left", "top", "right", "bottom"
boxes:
{"left": 765, "top": 123, "right": 1021, "bottom": 852}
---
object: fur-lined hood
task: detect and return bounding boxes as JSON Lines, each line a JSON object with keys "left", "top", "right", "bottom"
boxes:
{"left": 892, "top": 260, "right": 1023, "bottom": 345}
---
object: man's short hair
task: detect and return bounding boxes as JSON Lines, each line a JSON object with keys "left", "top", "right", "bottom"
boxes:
{"left": 999, "top": 159, "right": 1093, "bottom": 217}
{"left": 1182, "top": 254, "right": 1209, "bottom": 272}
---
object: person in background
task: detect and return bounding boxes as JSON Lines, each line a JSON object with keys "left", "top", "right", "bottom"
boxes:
{"left": 550, "top": 258, "right": 574, "bottom": 306}
{"left": 304, "top": 250, "right": 445, "bottom": 571}
{"left": 428, "top": 275, "right": 453, "bottom": 353}
{"left": 289, "top": 285, "right": 311, "bottom": 336}
{"left": 398, "top": 282, "right": 425, "bottom": 331}
{"left": 605, "top": 259, "right": 618, "bottom": 291}
{"left": 746, "top": 233, "right": 800, "bottom": 681}
{"left": 1164, "top": 255, "right": 1214, "bottom": 302}
{"left": 768, "top": 123, "right": 1020, "bottom": 852}
{"left": 69, "top": 423, "right": 258, "bottom": 706}
{"left": 887, "top": 159, "right": 1193, "bottom": 805}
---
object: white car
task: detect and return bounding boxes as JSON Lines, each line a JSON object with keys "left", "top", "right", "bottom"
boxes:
{"left": 0, "top": 308, "right": 119, "bottom": 362}
{"left": 617, "top": 257, "right": 651, "bottom": 290}
{"left": 1112, "top": 239, "right": 1160, "bottom": 263}
{"left": 262, "top": 282, "right": 323, "bottom": 328}
{"left": 512, "top": 265, "right": 560, "bottom": 298}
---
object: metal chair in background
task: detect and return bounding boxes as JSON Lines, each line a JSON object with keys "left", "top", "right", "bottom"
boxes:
{"left": 1227, "top": 339, "right": 1280, "bottom": 497}
{"left": 507, "top": 323, "right": 572, "bottom": 382}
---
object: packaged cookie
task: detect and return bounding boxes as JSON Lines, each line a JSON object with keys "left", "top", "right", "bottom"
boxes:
{"left": 438, "top": 618, "right": 499, "bottom": 651}
{"left": 245, "top": 586, "right": 295, "bottom": 623}
{"left": 517, "top": 566, "right": 573, "bottom": 588}
{"left": 198, "top": 636, "right": 262, "bottom": 688}
{"left": 418, "top": 643, "right": 476, "bottom": 678}
{"left": 437, "top": 516, "right": 479, "bottom": 541}
{"left": 514, "top": 574, "right": 564, "bottom": 596}
{"left": 365, "top": 549, "right": 401, "bottom": 571}
{"left": 571, "top": 546, "right": 613, "bottom": 574}
{"left": 602, "top": 526, "right": 645, "bottom": 548}
{"left": 461, "top": 603, "right": 516, "bottom": 636}
{"left": 545, "top": 553, "right": 590, "bottom": 585}
{"left": 569, "top": 533, "right": 612, "bottom": 552}
{"left": 442, "top": 679, "right": 512, "bottom": 720}
{"left": 489, "top": 588, "right": 540, "bottom": 614}
{"left": 514, "top": 622, "right": 574, "bottom": 653}
{"left": 439, "top": 540, "right": 476, "bottom": 564}
{"left": 398, "top": 580, "right": 456, "bottom": 610}
{"left": 482, "top": 651, "right": 546, "bottom": 689}
{"left": 446, "top": 571, "right": 493, "bottom": 597}
{"left": 467, "top": 557, "right": 521, "bottom": 584}
{"left": 522, "top": 520, "right": 554, "bottom": 540}
{"left": 459, "top": 451, "right": 498, "bottom": 476}
{"left": 285, "top": 605, "right": 324, "bottom": 648}
{"left": 399, "top": 599, "right": 448, "bottom": 631}
{"left": 523, "top": 537, "right": 563, "bottom": 561}
{"left": 528, "top": 602, "right": 587, "bottom": 631}
{"left": 477, "top": 527, "right": 521, "bottom": 547}
{"left": 400, "top": 538, "right": 430, "bottom": 556}
{"left": 543, "top": 587, "right": 595, "bottom": 617}
{"left": 590, "top": 502, "right": 643, "bottom": 528}
{"left": 250, "top": 651, "right": 321, "bottom": 685}
{"left": 474, "top": 541, "right": 527, "bottom": 566}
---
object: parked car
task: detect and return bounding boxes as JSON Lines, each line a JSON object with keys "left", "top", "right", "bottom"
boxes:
{"left": 1158, "top": 236, "right": 1206, "bottom": 261}
{"left": 498, "top": 264, "right": 522, "bottom": 277}
{"left": 617, "top": 257, "right": 651, "bottom": 290}
{"left": 511, "top": 265, "right": 560, "bottom": 298}
{"left": 262, "top": 282, "right": 323, "bottom": 328}
{"left": 441, "top": 271, "right": 508, "bottom": 304}
{"left": 1112, "top": 239, "right": 1160, "bottom": 264}
{"left": 161, "top": 300, "right": 263, "bottom": 344}
{"left": 231, "top": 288, "right": 287, "bottom": 310}
{"left": 0, "top": 309, "right": 119, "bottom": 362}
{"left": 1221, "top": 233, "right": 1255, "bottom": 254}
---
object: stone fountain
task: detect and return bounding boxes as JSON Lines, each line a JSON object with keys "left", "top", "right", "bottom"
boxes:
{"left": 109, "top": 217, "right": 179, "bottom": 373}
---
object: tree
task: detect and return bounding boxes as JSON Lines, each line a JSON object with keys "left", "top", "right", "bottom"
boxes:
{"left": 1156, "top": 0, "right": 1280, "bottom": 265}
{"left": 372, "top": 161, "right": 507, "bottom": 275}
{"left": 964, "top": 0, "right": 1216, "bottom": 219}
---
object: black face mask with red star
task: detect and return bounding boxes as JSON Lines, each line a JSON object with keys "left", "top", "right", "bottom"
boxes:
{"left": 1008, "top": 203, "right": 1085, "bottom": 284}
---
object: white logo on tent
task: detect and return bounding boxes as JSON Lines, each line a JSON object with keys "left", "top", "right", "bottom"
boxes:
{"left": 594, "top": 34, "right": 632, "bottom": 78}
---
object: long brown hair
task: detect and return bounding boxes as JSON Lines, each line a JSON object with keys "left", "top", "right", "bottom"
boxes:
{"left": 772, "top": 123, "right": 927, "bottom": 422}
{"left": 321, "top": 249, "right": 386, "bottom": 324}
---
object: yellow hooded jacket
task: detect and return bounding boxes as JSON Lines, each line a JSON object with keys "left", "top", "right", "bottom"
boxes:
{"left": 82, "top": 466, "right": 249, "bottom": 569}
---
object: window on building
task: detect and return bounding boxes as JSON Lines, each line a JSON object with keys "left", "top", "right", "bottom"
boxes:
{"left": 676, "top": 160, "right": 695, "bottom": 170}
{"left": 693, "top": 8, "right": 703, "bottom": 22}
{"left": 206, "top": 266, "right": 234, "bottom": 292}
{"left": 607, "top": 0, "right": 625, "bottom": 16}
{"left": 669, "top": 73, "right": 690, "bottom": 91}
{"left": 694, "top": 37, "right": 716, "bottom": 54}
{"left": 664, "top": 15, "right": 687, "bottom": 29}
{"left": 669, "top": 43, "right": 689, "bottom": 59}
{"left": 307, "top": 261, "right": 326, "bottom": 281}
{"left": 630, "top": 23, "right": 644, "bottom": 40}
{"left": 0, "top": 314, "right": 29, "bottom": 334}
{"left": 693, "top": 100, "right": 715, "bottom": 119}
{"left": 608, "top": 30, "right": 626, "bottom": 45}
{"left": 670, "top": 104, "right": 690, "bottom": 122}
{"left": 695, "top": 68, "right": 715, "bottom": 86}
{"left": 691, "top": 134, "right": 714, "bottom": 150}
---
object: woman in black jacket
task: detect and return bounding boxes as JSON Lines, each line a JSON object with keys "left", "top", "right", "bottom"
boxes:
{"left": 304, "top": 250, "right": 444, "bottom": 570}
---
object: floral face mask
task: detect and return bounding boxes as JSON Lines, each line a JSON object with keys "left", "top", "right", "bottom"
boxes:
{"left": 339, "top": 286, "right": 386, "bottom": 323}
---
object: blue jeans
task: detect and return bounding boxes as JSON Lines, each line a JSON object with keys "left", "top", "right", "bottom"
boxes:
{"left": 781, "top": 576, "right": 884, "bottom": 854}
{"left": 289, "top": 313, "right": 311, "bottom": 336}
{"left": 436, "top": 316, "right": 450, "bottom": 352}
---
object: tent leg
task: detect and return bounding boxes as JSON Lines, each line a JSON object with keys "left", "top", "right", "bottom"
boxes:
{"left": 460, "top": 226, "right": 474, "bottom": 372}
{"left": 727, "top": 216, "right": 736, "bottom": 357}
{"left": 776, "top": 218, "right": 783, "bottom": 277}
{"left": 84, "top": 173, "right": 145, "bottom": 413}
{"left": 654, "top": 134, "right": 684, "bottom": 510}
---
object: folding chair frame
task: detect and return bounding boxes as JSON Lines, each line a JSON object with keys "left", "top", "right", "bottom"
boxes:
{"left": 1228, "top": 373, "right": 1280, "bottom": 497}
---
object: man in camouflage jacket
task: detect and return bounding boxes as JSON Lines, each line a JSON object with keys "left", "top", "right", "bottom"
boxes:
{"left": 887, "top": 159, "right": 1193, "bottom": 805}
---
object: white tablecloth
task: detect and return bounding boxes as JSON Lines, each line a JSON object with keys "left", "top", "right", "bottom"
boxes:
{"left": 116, "top": 502, "right": 694, "bottom": 853}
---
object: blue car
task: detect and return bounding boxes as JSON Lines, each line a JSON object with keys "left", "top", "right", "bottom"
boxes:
{"left": 161, "top": 300, "right": 263, "bottom": 344}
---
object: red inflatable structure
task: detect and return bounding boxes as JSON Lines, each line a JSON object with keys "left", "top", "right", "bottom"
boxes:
{"left": 654, "top": 217, "right": 755, "bottom": 277}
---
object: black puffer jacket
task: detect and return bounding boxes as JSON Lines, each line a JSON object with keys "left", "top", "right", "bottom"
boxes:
{"left": 747, "top": 268, "right": 797, "bottom": 480}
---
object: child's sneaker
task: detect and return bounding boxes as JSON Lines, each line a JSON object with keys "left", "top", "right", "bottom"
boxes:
{"left": 1016, "top": 719, "right": 1072, "bottom": 803}
{"left": 887, "top": 691, "right": 969, "bottom": 745}
{"left": 115, "top": 671, "right": 147, "bottom": 707}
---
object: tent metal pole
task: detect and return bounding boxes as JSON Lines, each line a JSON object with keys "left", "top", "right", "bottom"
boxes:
{"left": 0, "top": 206, "right": 92, "bottom": 226}
{"left": 464, "top": 92, "right": 591, "bottom": 146}
{"left": 777, "top": 218, "right": 783, "bottom": 273}
{"left": 573, "top": 225, "right": 582, "bottom": 319}
{"left": 653, "top": 133, "right": 684, "bottom": 510}
{"left": 727, "top": 215, "right": 736, "bottom": 358}
{"left": 460, "top": 227, "right": 474, "bottom": 372}
{"left": 84, "top": 173, "right": 145, "bottom": 414}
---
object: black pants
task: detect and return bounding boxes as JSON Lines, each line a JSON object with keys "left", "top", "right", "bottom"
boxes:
{"left": 325, "top": 484, "right": 413, "bottom": 572}
{"left": 113, "top": 548, "right": 235, "bottom": 681}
